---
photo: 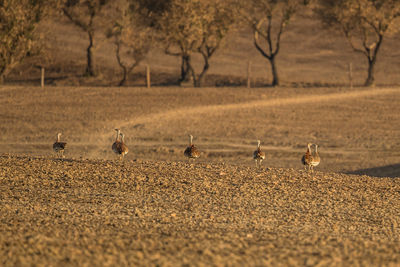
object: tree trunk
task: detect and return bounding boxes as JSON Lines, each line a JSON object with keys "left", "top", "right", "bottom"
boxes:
{"left": 0, "top": 66, "right": 11, "bottom": 84}
{"left": 269, "top": 55, "right": 279, "bottom": 86}
{"left": 196, "top": 54, "right": 210, "bottom": 87}
{"left": 85, "top": 31, "right": 95, "bottom": 77}
{"left": 364, "top": 58, "right": 375, "bottom": 86}
{"left": 119, "top": 65, "right": 127, "bottom": 86}
{"left": 179, "top": 55, "right": 191, "bottom": 82}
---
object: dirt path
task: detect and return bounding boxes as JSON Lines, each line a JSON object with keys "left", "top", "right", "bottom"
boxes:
{"left": 104, "top": 87, "right": 399, "bottom": 140}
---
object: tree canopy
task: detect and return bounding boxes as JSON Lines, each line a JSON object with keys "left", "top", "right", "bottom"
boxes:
{"left": 0, "top": 0, "right": 49, "bottom": 83}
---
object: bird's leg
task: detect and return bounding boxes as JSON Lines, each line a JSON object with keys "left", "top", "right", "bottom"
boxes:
{"left": 254, "top": 159, "right": 258, "bottom": 168}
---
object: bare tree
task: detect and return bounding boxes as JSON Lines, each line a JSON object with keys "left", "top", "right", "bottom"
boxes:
{"left": 61, "top": 0, "right": 110, "bottom": 77}
{"left": 0, "top": 0, "right": 49, "bottom": 84}
{"left": 317, "top": 0, "right": 400, "bottom": 86}
{"left": 106, "top": 0, "right": 153, "bottom": 86}
{"left": 239, "top": 0, "right": 302, "bottom": 87}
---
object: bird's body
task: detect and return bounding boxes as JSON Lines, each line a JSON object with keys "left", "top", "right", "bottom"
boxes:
{"left": 184, "top": 135, "right": 200, "bottom": 161}
{"left": 53, "top": 133, "right": 67, "bottom": 158}
{"left": 301, "top": 143, "right": 313, "bottom": 171}
{"left": 112, "top": 129, "right": 121, "bottom": 155}
{"left": 117, "top": 133, "right": 129, "bottom": 160}
{"left": 112, "top": 129, "right": 128, "bottom": 160}
{"left": 253, "top": 140, "right": 266, "bottom": 169}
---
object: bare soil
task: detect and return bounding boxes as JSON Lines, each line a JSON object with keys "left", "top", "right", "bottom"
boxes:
{"left": 1, "top": 154, "right": 400, "bottom": 266}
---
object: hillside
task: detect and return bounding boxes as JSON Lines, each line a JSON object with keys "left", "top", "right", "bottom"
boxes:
{"left": 6, "top": 8, "right": 400, "bottom": 87}
{"left": 1, "top": 154, "right": 399, "bottom": 266}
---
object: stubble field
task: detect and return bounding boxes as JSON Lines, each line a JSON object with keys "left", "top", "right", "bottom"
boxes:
{"left": 1, "top": 85, "right": 400, "bottom": 266}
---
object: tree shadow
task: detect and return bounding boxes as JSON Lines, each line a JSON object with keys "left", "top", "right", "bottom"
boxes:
{"left": 348, "top": 164, "right": 400, "bottom": 178}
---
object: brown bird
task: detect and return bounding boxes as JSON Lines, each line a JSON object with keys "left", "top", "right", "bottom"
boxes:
{"left": 53, "top": 133, "right": 67, "bottom": 158}
{"left": 310, "top": 144, "right": 321, "bottom": 170}
{"left": 184, "top": 134, "right": 200, "bottom": 161}
{"left": 111, "top": 129, "right": 128, "bottom": 160}
{"left": 112, "top": 128, "right": 121, "bottom": 155}
{"left": 301, "top": 143, "right": 313, "bottom": 172}
{"left": 253, "top": 140, "right": 266, "bottom": 169}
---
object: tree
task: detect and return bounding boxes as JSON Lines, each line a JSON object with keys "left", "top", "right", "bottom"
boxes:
{"left": 192, "top": 2, "right": 236, "bottom": 87}
{"left": 106, "top": 0, "right": 153, "bottom": 86}
{"left": 239, "top": 0, "right": 302, "bottom": 87}
{"left": 61, "top": 0, "right": 110, "bottom": 77}
{"left": 317, "top": 0, "right": 400, "bottom": 86}
{"left": 0, "top": 0, "right": 49, "bottom": 84}
{"left": 159, "top": 0, "right": 235, "bottom": 87}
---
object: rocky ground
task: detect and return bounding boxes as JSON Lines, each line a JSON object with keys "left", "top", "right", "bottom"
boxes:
{"left": 1, "top": 154, "right": 399, "bottom": 266}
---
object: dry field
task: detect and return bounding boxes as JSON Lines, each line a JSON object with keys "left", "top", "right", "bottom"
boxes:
{"left": 1, "top": 85, "right": 399, "bottom": 175}
{"left": 1, "top": 85, "right": 400, "bottom": 266}
{"left": 2, "top": 6, "right": 400, "bottom": 266}
{"left": 1, "top": 155, "right": 400, "bottom": 266}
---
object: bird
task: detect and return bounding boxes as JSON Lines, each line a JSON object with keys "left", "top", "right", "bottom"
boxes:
{"left": 184, "top": 134, "right": 200, "bottom": 162}
{"left": 111, "top": 129, "right": 128, "bottom": 160}
{"left": 112, "top": 128, "right": 121, "bottom": 155}
{"left": 301, "top": 143, "right": 313, "bottom": 172}
{"left": 253, "top": 140, "right": 266, "bottom": 169}
{"left": 53, "top": 132, "right": 67, "bottom": 158}
{"left": 310, "top": 144, "right": 321, "bottom": 170}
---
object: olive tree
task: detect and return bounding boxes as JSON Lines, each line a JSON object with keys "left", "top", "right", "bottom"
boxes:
{"left": 159, "top": 0, "right": 235, "bottom": 87}
{"left": 0, "top": 0, "right": 49, "bottom": 84}
{"left": 106, "top": 0, "right": 153, "bottom": 86}
{"left": 317, "top": 0, "right": 400, "bottom": 86}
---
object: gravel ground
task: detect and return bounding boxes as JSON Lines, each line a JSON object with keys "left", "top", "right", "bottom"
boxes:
{"left": 1, "top": 154, "right": 399, "bottom": 266}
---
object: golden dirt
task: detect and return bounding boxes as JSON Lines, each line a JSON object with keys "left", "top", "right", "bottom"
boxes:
{"left": 1, "top": 154, "right": 399, "bottom": 266}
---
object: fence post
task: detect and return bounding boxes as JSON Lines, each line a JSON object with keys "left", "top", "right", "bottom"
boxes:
{"left": 146, "top": 64, "right": 151, "bottom": 88}
{"left": 41, "top": 67, "right": 45, "bottom": 88}
{"left": 348, "top": 62, "right": 353, "bottom": 88}
{"left": 247, "top": 61, "right": 251, "bottom": 88}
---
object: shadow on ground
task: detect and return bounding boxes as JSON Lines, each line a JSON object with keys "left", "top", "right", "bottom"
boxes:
{"left": 349, "top": 164, "right": 400, "bottom": 178}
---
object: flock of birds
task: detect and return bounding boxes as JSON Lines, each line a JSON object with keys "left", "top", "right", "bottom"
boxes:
{"left": 52, "top": 130, "right": 321, "bottom": 172}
